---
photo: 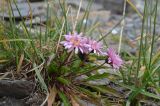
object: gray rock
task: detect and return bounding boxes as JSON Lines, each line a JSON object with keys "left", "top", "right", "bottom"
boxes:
{"left": 0, "top": 97, "right": 27, "bottom": 106}
{"left": 78, "top": 99, "right": 96, "bottom": 106}
{"left": 66, "top": 0, "right": 103, "bottom": 11}
{"left": 102, "top": 0, "right": 134, "bottom": 14}
{"left": 0, "top": 80, "right": 35, "bottom": 98}
{"left": 0, "top": 2, "right": 46, "bottom": 19}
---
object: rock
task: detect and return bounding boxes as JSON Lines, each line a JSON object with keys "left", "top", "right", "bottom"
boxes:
{"left": 0, "top": 97, "right": 27, "bottom": 106}
{"left": 102, "top": 0, "right": 124, "bottom": 14}
{"left": 24, "top": 16, "right": 46, "bottom": 25}
{"left": 0, "top": 2, "right": 46, "bottom": 19}
{"left": 0, "top": 92, "right": 46, "bottom": 106}
{"left": 0, "top": 80, "right": 34, "bottom": 98}
{"left": 66, "top": 0, "right": 103, "bottom": 11}
{"left": 68, "top": 10, "right": 110, "bottom": 28}
{"left": 25, "top": 92, "right": 46, "bottom": 106}
{"left": 92, "top": 0, "right": 133, "bottom": 14}
{"left": 132, "top": 0, "right": 144, "bottom": 13}
{"left": 78, "top": 100, "right": 96, "bottom": 106}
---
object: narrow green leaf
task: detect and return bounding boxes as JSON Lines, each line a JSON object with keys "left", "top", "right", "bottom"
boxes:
{"left": 58, "top": 91, "right": 71, "bottom": 106}
{"left": 34, "top": 63, "right": 48, "bottom": 92}
{"left": 85, "top": 73, "right": 109, "bottom": 81}
{"left": 56, "top": 77, "right": 71, "bottom": 85}
{"left": 77, "top": 86, "right": 99, "bottom": 99}
{"left": 87, "top": 85, "right": 123, "bottom": 98}
{"left": 47, "top": 62, "right": 58, "bottom": 73}
{"left": 119, "top": 83, "right": 160, "bottom": 100}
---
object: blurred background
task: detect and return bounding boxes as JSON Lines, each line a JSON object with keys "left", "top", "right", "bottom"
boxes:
{"left": 0, "top": 0, "right": 155, "bottom": 55}
{"left": 1, "top": 0, "right": 160, "bottom": 53}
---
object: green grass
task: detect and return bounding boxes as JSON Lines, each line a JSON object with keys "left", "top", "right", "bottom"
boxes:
{"left": 0, "top": 0, "right": 160, "bottom": 105}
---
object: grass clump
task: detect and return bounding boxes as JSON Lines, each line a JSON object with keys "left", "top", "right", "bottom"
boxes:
{"left": 0, "top": 0, "right": 160, "bottom": 105}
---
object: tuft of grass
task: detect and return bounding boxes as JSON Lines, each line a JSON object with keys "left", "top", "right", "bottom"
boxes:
{"left": 0, "top": 0, "right": 160, "bottom": 106}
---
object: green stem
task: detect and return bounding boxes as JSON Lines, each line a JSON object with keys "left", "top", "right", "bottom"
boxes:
{"left": 148, "top": 0, "right": 158, "bottom": 69}
{"left": 135, "top": 0, "right": 147, "bottom": 86}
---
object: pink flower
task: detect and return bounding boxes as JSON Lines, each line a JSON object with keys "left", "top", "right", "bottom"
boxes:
{"left": 106, "top": 48, "right": 123, "bottom": 69}
{"left": 60, "top": 32, "right": 87, "bottom": 54}
{"left": 86, "top": 39, "right": 103, "bottom": 55}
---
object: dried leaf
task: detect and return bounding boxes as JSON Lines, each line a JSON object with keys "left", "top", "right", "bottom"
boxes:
{"left": 34, "top": 63, "right": 48, "bottom": 92}
{"left": 17, "top": 53, "right": 24, "bottom": 73}
{"left": 0, "top": 59, "right": 8, "bottom": 63}
{"left": 70, "top": 95, "right": 80, "bottom": 106}
{"left": 0, "top": 72, "right": 10, "bottom": 80}
{"left": 48, "top": 86, "right": 57, "bottom": 106}
{"left": 138, "top": 66, "right": 146, "bottom": 78}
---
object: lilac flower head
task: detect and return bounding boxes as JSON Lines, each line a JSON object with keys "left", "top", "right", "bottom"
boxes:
{"left": 106, "top": 48, "right": 123, "bottom": 69}
{"left": 87, "top": 38, "right": 103, "bottom": 55}
{"left": 60, "top": 32, "right": 87, "bottom": 54}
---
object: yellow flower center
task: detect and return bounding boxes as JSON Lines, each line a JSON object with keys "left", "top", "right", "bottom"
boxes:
{"left": 70, "top": 38, "right": 80, "bottom": 46}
